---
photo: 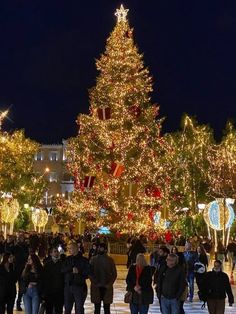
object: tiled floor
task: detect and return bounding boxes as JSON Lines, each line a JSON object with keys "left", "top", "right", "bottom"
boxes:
{"left": 15, "top": 264, "right": 236, "bottom": 313}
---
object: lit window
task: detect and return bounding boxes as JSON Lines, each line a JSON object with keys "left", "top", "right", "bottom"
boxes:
{"left": 49, "top": 151, "right": 59, "bottom": 161}
{"left": 49, "top": 172, "right": 58, "bottom": 182}
{"left": 35, "top": 151, "right": 43, "bottom": 161}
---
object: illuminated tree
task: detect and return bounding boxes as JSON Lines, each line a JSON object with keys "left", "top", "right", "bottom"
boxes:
{"left": 165, "top": 115, "right": 214, "bottom": 213}
{"left": 67, "top": 5, "right": 170, "bottom": 233}
{"left": 0, "top": 129, "right": 47, "bottom": 208}
{"left": 207, "top": 122, "right": 236, "bottom": 198}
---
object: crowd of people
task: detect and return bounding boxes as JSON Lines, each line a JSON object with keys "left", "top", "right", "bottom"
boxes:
{"left": 0, "top": 231, "right": 235, "bottom": 314}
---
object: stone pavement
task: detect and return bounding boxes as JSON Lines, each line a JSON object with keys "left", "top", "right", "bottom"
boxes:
{"left": 14, "top": 264, "right": 236, "bottom": 314}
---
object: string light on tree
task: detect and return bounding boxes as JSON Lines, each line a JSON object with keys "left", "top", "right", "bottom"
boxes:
{"left": 0, "top": 198, "right": 19, "bottom": 236}
{"left": 66, "top": 5, "right": 171, "bottom": 233}
{"left": 32, "top": 208, "right": 48, "bottom": 232}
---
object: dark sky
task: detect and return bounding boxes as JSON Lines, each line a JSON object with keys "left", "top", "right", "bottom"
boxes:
{"left": 0, "top": 0, "right": 236, "bottom": 143}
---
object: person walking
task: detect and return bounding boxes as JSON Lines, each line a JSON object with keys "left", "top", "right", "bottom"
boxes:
{"left": 14, "top": 233, "right": 29, "bottom": 311}
{"left": 22, "top": 254, "right": 43, "bottom": 314}
{"left": 126, "top": 253, "right": 154, "bottom": 314}
{"left": 62, "top": 241, "right": 90, "bottom": 314}
{"left": 195, "top": 245, "right": 208, "bottom": 291}
{"left": 42, "top": 247, "right": 64, "bottom": 314}
{"left": 127, "top": 239, "right": 146, "bottom": 269}
{"left": 157, "top": 253, "right": 186, "bottom": 314}
{"left": 183, "top": 243, "right": 197, "bottom": 302}
{"left": 0, "top": 253, "right": 17, "bottom": 314}
{"left": 88, "top": 243, "right": 98, "bottom": 261}
{"left": 154, "top": 246, "right": 170, "bottom": 312}
{"left": 89, "top": 243, "right": 117, "bottom": 314}
{"left": 200, "top": 260, "right": 234, "bottom": 314}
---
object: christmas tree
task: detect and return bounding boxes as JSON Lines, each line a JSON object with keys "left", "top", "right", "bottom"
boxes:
{"left": 67, "top": 5, "right": 171, "bottom": 234}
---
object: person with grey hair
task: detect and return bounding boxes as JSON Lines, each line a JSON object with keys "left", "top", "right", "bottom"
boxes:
{"left": 157, "top": 253, "right": 186, "bottom": 314}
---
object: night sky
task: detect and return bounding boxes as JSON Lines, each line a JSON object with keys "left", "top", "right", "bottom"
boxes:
{"left": 0, "top": 0, "right": 236, "bottom": 143}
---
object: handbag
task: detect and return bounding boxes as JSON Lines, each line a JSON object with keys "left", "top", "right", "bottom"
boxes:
{"left": 38, "top": 301, "right": 46, "bottom": 314}
{"left": 124, "top": 291, "right": 132, "bottom": 303}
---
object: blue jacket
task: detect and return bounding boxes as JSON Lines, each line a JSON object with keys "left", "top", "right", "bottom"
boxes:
{"left": 183, "top": 251, "right": 197, "bottom": 273}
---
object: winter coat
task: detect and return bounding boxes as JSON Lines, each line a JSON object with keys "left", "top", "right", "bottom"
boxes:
{"left": 90, "top": 253, "right": 117, "bottom": 304}
{"left": 157, "top": 264, "right": 186, "bottom": 300}
{"left": 126, "top": 265, "right": 154, "bottom": 305}
{"left": 13, "top": 243, "right": 29, "bottom": 278}
{"left": 42, "top": 259, "right": 64, "bottom": 296}
{"left": 200, "top": 270, "right": 234, "bottom": 304}
{"left": 0, "top": 264, "right": 17, "bottom": 301}
{"left": 61, "top": 253, "right": 90, "bottom": 288}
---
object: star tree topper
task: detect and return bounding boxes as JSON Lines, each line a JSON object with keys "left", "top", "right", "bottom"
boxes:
{"left": 115, "top": 4, "right": 129, "bottom": 23}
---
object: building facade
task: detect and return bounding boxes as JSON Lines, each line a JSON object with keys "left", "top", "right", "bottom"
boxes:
{"left": 33, "top": 140, "right": 74, "bottom": 209}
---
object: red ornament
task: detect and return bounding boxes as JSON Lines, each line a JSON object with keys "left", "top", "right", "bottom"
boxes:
{"left": 111, "top": 162, "right": 125, "bottom": 177}
{"left": 128, "top": 105, "right": 141, "bottom": 118}
{"left": 145, "top": 186, "right": 162, "bottom": 198}
{"left": 149, "top": 232, "right": 158, "bottom": 241}
{"left": 165, "top": 231, "right": 172, "bottom": 243}
{"left": 127, "top": 212, "right": 134, "bottom": 221}
{"left": 97, "top": 107, "right": 111, "bottom": 120}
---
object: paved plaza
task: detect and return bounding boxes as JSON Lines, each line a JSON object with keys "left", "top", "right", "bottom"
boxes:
{"left": 14, "top": 264, "right": 236, "bottom": 314}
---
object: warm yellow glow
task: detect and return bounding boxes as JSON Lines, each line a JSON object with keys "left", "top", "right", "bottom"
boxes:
{"left": 32, "top": 209, "right": 48, "bottom": 228}
{"left": 115, "top": 4, "right": 129, "bottom": 23}
{"left": 0, "top": 198, "right": 19, "bottom": 224}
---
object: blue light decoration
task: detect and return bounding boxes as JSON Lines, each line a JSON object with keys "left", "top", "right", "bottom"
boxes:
{"left": 98, "top": 226, "right": 111, "bottom": 234}
{"left": 153, "top": 212, "right": 161, "bottom": 224}
{"left": 204, "top": 199, "right": 235, "bottom": 231}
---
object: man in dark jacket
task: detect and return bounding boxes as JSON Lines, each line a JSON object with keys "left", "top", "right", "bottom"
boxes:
{"left": 157, "top": 253, "right": 186, "bottom": 314}
{"left": 90, "top": 243, "right": 117, "bottom": 314}
{"left": 14, "top": 234, "right": 29, "bottom": 311}
{"left": 154, "top": 246, "right": 170, "bottom": 312}
{"left": 62, "top": 241, "right": 90, "bottom": 314}
{"left": 42, "top": 247, "right": 64, "bottom": 314}
{"left": 201, "top": 260, "right": 234, "bottom": 314}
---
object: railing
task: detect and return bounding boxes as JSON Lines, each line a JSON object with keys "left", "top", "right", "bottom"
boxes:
{"left": 84, "top": 241, "right": 185, "bottom": 255}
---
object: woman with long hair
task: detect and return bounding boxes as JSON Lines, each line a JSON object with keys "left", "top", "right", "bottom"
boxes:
{"left": 22, "top": 254, "right": 43, "bottom": 314}
{"left": 0, "top": 252, "right": 17, "bottom": 314}
{"left": 195, "top": 245, "right": 208, "bottom": 291}
{"left": 126, "top": 253, "right": 154, "bottom": 314}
